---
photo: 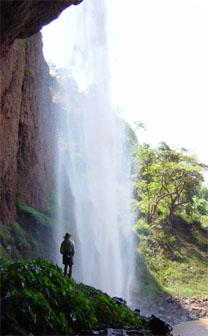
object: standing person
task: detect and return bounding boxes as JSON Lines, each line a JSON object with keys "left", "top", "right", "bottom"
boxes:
{"left": 60, "top": 233, "right": 75, "bottom": 278}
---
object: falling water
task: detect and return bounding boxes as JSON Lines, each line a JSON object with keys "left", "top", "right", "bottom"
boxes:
{"left": 43, "top": 0, "right": 135, "bottom": 300}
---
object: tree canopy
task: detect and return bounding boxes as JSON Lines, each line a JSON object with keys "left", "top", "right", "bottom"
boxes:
{"left": 134, "top": 143, "right": 208, "bottom": 227}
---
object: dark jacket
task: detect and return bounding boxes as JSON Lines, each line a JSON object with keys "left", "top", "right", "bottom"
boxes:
{"left": 60, "top": 239, "right": 75, "bottom": 265}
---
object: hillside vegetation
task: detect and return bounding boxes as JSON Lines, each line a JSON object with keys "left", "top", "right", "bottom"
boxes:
{"left": 133, "top": 142, "right": 208, "bottom": 297}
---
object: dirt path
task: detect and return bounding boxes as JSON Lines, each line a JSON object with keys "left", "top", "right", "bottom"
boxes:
{"left": 173, "top": 319, "right": 208, "bottom": 336}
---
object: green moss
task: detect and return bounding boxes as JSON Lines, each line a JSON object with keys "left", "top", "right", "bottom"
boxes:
{"left": 16, "top": 200, "right": 51, "bottom": 227}
{"left": 78, "top": 284, "right": 140, "bottom": 328}
{"left": 0, "top": 224, "right": 13, "bottom": 263}
{"left": 0, "top": 221, "right": 33, "bottom": 261}
{"left": 1, "top": 259, "right": 141, "bottom": 335}
{"left": 0, "top": 223, "right": 12, "bottom": 246}
{"left": 0, "top": 244, "right": 10, "bottom": 263}
{"left": 11, "top": 222, "right": 31, "bottom": 251}
{"left": 0, "top": 218, "right": 53, "bottom": 263}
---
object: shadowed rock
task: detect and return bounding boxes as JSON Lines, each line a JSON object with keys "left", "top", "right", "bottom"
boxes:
{"left": 0, "top": 0, "right": 83, "bottom": 47}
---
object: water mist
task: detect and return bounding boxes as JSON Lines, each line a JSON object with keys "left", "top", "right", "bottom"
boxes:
{"left": 43, "top": 0, "right": 135, "bottom": 301}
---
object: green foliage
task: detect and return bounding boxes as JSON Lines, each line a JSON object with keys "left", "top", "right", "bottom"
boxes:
{"left": 0, "top": 214, "right": 54, "bottom": 263}
{"left": 0, "top": 223, "right": 11, "bottom": 247}
{"left": 78, "top": 284, "right": 140, "bottom": 328}
{"left": 136, "top": 255, "right": 164, "bottom": 298}
{"left": 124, "top": 121, "right": 138, "bottom": 147}
{"left": 1, "top": 259, "right": 141, "bottom": 335}
{"left": 133, "top": 143, "right": 208, "bottom": 297}
{"left": 137, "top": 217, "right": 208, "bottom": 297}
{"left": 16, "top": 200, "right": 51, "bottom": 227}
{"left": 0, "top": 244, "right": 10, "bottom": 263}
{"left": 134, "top": 143, "right": 206, "bottom": 225}
{"left": 11, "top": 222, "right": 31, "bottom": 251}
{"left": 0, "top": 222, "right": 27, "bottom": 262}
{"left": 149, "top": 252, "right": 208, "bottom": 297}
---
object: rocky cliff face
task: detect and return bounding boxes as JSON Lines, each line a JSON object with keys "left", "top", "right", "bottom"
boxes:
{"left": 0, "top": 34, "right": 54, "bottom": 225}
{"left": 1, "top": 38, "right": 26, "bottom": 224}
{"left": 17, "top": 33, "right": 55, "bottom": 213}
{"left": 0, "top": 0, "right": 83, "bottom": 225}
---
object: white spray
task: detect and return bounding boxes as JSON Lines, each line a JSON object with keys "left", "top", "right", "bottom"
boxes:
{"left": 43, "top": 0, "right": 135, "bottom": 300}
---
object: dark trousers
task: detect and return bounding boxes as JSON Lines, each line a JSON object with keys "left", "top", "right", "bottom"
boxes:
{"left": 63, "top": 254, "right": 73, "bottom": 278}
{"left": 64, "top": 264, "right": 72, "bottom": 278}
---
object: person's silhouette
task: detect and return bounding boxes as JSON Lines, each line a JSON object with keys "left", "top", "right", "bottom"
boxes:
{"left": 60, "top": 233, "right": 75, "bottom": 277}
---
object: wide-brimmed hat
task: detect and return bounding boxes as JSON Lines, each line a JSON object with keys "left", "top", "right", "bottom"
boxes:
{"left": 64, "top": 233, "right": 71, "bottom": 239}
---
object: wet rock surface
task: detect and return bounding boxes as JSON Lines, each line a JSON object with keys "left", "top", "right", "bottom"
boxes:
{"left": 83, "top": 324, "right": 172, "bottom": 336}
{"left": 85, "top": 316, "right": 172, "bottom": 336}
{"left": 146, "top": 315, "right": 172, "bottom": 335}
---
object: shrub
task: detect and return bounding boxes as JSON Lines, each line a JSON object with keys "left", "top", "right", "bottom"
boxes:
{"left": 1, "top": 259, "right": 140, "bottom": 335}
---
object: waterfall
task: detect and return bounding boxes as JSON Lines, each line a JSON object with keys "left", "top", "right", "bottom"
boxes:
{"left": 43, "top": 0, "right": 135, "bottom": 300}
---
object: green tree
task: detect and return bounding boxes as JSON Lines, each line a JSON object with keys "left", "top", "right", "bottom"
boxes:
{"left": 134, "top": 143, "right": 206, "bottom": 226}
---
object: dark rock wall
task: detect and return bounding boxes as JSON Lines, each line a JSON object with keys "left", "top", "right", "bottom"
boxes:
{"left": 17, "top": 33, "right": 55, "bottom": 211}
{"left": 1, "top": 39, "right": 27, "bottom": 224}
{"left": 0, "top": 0, "right": 83, "bottom": 47}
{"left": 0, "top": 0, "right": 84, "bottom": 224}
{"left": 0, "top": 34, "right": 54, "bottom": 225}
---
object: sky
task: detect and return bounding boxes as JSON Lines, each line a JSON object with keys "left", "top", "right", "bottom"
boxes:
{"left": 42, "top": 0, "right": 208, "bottom": 169}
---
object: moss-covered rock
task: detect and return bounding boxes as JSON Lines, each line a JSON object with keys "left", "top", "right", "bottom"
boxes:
{"left": 16, "top": 200, "right": 51, "bottom": 227}
{"left": 0, "top": 199, "right": 56, "bottom": 264}
{"left": 1, "top": 258, "right": 142, "bottom": 335}
{"left": 0, "top": 219, "right": 51, "bottom": 263}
